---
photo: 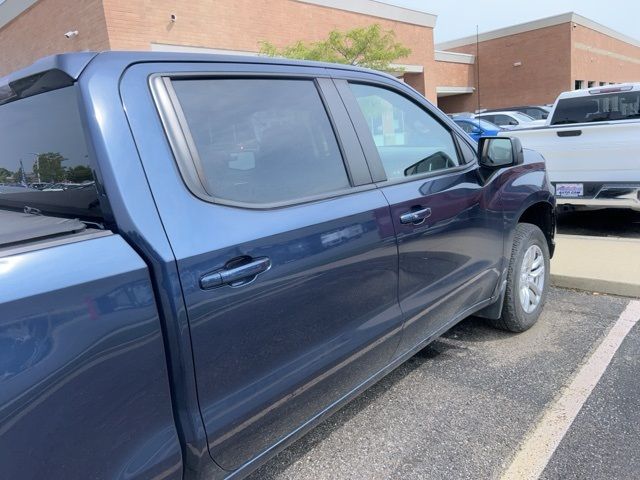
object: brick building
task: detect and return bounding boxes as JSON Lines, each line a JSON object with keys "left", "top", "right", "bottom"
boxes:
{"left": 436, "top": 12, "right": 640, "bottom": 113}
{"left": 1, "top": 1, "right": 639, "bottom": 111}
{"left": 0, "top": 0, "right": 444, "bottom": 102}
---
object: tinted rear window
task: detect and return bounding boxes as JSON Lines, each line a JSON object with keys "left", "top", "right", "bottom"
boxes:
{"left": 0, "top": 85, "right": 102, "bottom": 221}
{"left": 551, "top": 91, "right": 640, "bottom": 125}
{"left": 522, "top": 108, "right": 548, "bottom": 120}
{"left": 171, "top": 78, "right": 350, "bottom": 205}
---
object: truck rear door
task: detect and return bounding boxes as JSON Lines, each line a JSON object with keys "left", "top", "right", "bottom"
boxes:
{"left": 121, "top": 63, "right": 403, "bottom": 471}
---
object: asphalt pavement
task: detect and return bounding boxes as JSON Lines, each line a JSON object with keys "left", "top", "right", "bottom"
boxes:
{"left": 248, "top": 288, "right": 636, "bottom": 480}
{"left": 541, "top": 321, "right": 640, "bottom": 480}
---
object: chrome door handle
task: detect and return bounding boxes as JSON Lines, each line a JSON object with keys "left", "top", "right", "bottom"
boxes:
{"left": 400, "top": 207, "right": 431, "bottom": 225}
{"left": 200, "top": 257, "right": 271, "bottom": 289}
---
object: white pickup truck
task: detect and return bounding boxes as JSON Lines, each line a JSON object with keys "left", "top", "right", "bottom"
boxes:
{"left": 501, "top": 83, "right": 640, "bottom": 211}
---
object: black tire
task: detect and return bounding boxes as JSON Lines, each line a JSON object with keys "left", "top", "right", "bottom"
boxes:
{"left": 490, "top": 223, "right": 550, "bottom": 332}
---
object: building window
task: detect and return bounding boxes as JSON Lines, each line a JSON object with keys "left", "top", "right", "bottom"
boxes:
{"left": 587, "top": 81, "right": 595, "bottom": 88}
{"left": 600, "top": 82, "right": 606, "bottom": 86}
{"left": 575, "top": 80, "right": 584, "bottom": 90}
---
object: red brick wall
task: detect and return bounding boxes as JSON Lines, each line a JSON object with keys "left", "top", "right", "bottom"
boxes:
{"left": 444, "top": 23, "right": 572, "bottom": 112}
{"left": 571, "top": 24, "right": 640, "bottom": 85}
{"left": 0, "top": 0, "right": 110, "bottom": 76}
{"left": 437, "top": 93, "right": 475, "bottom": 114}
{"left": 433, "top": 60, "right": 475, "bottom": 88}
{"left": 100, "top": 0, "right": 437, "bottom": 100}
{"left": 404, "top": 72, "right": 426, "bottom": 94}
{"left": 438, "top": 21, "right": 640, "bottom": 113}
{"left": 0, "top": 1, "right": 436, "bottom": 99}
{"left": 6, "top": 3, "right": 637, "bottom": 111}
{"left": 432, "top": 59, "right": 475, "bottom": 112}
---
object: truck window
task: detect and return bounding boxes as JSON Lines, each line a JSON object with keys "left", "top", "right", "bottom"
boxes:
{"left": 523, "top": 108, "right": 547, "bottom": 120}
{"left": 457, "top": 121, "right": 474, "bottom": 133}
{"left": 170, "top": 78, "right": 350, "bottom": 205}
{"left": 493, "top": 115, "right": 515, "bottom": 126}
{"left": 551, "top": 91, "right": 640, "bottom": 125}
{"left": 349, "top": 83, "right": 460, "bottom": 180}
{"left": 0, "top": 85, "right": 102, "bottom": 222}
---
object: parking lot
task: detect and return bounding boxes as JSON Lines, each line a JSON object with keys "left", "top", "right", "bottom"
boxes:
{"left": 250, "top": 288, "right": 639, "bottom": 479}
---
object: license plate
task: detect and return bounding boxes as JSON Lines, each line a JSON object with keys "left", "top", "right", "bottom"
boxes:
{"left": 556, "top": 183, "right": 583, "bottom": 198}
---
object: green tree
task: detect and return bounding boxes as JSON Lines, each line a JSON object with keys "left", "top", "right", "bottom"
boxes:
{"left": 33, "top": 152, "right": 67, "bottom": 182}
{"left": 66, "top": 165, "right": 93, "bottom": 183}
{"left": 0, "top": 167, "right": 13, "bottom": 183}
{"left": 260, "top": 24, "right": 411, "bottom": 71}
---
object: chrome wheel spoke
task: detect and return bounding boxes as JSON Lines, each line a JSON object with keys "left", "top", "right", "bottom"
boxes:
{"left": 528, "top": 280, "right": 541, "bottom": 297}
{"left": 530, "top": 266, "right": 544, "bottom": 278}
{"left": 520, "top": 286, "right": 530, "bottom": 307}
{"left": 519, "top": 244, "right": 545, "bottom": 313}
{"left": 524, "top": 248, "right": 534, "bottom": 269}
{"left": 532, "top": 253, "right": 543, "bottom": 270}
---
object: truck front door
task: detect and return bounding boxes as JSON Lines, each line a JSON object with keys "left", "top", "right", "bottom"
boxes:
{"left": 336, "top": 79, "right": 505, "bottom": 355}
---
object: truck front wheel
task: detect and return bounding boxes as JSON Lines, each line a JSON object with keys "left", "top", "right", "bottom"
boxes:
{"left": 492, "top": 223, "right": 550, "bottom": 332}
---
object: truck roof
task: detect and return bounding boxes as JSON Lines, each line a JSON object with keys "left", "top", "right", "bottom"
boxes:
{"left": 556, "top": 82, "right": 640, "bottom": 100}
{"left": 0, "top": 52, "right": 98, "bottom": 88}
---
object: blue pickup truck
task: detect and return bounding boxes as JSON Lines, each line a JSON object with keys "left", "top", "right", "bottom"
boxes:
{"left": 0, "top": 52, "right": 555, "bottom": 480}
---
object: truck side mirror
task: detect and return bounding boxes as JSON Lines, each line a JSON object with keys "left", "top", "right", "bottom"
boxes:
{"left": 478, "top": 136, "right": 525, "bottom": 168}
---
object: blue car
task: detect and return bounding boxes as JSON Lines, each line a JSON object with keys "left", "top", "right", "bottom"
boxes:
{"left": 454, "top": 117, "right": 502, "bottom": 141}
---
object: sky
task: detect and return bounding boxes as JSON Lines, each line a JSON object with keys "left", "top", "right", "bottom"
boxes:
{"left": 385, "top": 0, "right": 640, "bottom": 44}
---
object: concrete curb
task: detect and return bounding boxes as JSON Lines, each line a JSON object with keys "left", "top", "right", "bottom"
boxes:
{"left": 551, "top": 274, "right": 640, "bottom": 298}
{"left": 550, "top": 234, "right": 640, "bottom": 298}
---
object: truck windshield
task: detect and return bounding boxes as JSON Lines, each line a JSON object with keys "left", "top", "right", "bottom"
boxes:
{"left": 474, "top": 119, "right": 501, "bottom": 130}
{"left": 0, "top": 85, "right": 103, "bottom": 222}
{"left": 551, "top": 91, "right": 640, "bottom": 125}
{"left": 511, "top": 112, "right": 536, "bottom": 123}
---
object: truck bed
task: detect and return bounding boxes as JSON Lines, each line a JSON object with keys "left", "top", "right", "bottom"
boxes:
{"left": 0, "top": 209, "right": 87, "bottom": 247}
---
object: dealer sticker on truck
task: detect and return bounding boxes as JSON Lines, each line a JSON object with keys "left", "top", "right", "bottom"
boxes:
{"left": 555, "top": 183, "right": 584, "bottom": 198}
